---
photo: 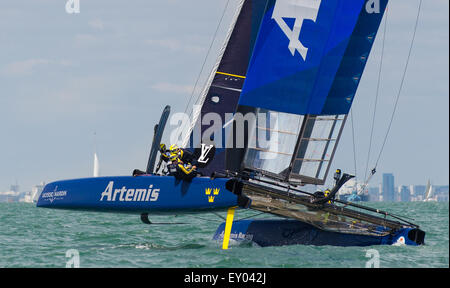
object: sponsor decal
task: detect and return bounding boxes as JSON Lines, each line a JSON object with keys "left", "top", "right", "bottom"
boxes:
{"left": 41, "top": 186, "right": 67, "bottom": 203}
{"left": 393, "top": 236, "right": 406, "bottom": 246}
{"left": 205, "top": 188, "right": 220, "bottom": 203}
{"left": 100, "top": 181, "right": 159, "bottom": 202}
{"left": 219, "top": 230, "right": 253, "bottom": 242}
{"left": 197, "top": 144, "right": 214, "bottom": 164}
{"left": 272, "top": 0, "right": 322, "bottom": 61}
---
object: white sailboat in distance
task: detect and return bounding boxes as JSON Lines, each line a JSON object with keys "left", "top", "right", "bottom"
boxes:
{"left": 424, "top": 180, "right": 436, "bottom": 202}
{"left": 93, "top": 152, "right": 100, "bottom": 177}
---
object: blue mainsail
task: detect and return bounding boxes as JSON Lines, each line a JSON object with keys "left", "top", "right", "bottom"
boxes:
{"left": 239, "top": 0, "right": 388, "bottom": 116}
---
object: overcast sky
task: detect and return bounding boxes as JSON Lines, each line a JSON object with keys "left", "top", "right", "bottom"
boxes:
{"left": 0, "top": 0, "right": 448, "bottom": 192}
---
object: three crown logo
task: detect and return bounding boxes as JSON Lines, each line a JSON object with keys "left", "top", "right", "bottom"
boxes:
{"left": 205, "top": 188, "right": 220, "bottom": 203}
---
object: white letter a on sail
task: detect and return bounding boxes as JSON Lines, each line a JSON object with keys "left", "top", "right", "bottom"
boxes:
{"left": 272, "top": 0, "right": 321, "bottom": 61}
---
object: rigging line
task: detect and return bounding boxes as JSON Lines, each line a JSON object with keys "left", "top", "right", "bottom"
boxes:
{"left": 188, "top": 212, "right": 226, "bottom": 223}
{"left": 363, "top": 5, "right": 389, "bottom": 183}
{"left": 236, "top": 211, "right": 268, "bottom": 221}
{"left": 182, "top": 0, "right": 231, "bottom": 119}
{"left": 374, "top": 0, "right": 423, "bottom": 168}
{"left": 212, "top": 211, "right": 227, "bottom": 221}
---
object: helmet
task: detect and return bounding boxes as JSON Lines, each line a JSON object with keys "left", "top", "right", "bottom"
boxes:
{"left": 168, "top": 144, "right": 183, "bottom": 162}
{"left": 169, "top": 152, "right": 180, "bottom": 162}
{"left": 169, "top": 144, "right": 179, "bottom": 152}
{"left": 160, "top": 143, "right": 166, "bottom": 152}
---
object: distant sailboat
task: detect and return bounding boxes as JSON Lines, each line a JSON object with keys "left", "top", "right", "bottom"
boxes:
{"left": 93, "top": 131, "right": 100, "bottom": 177}
{"left": 424, "top": 180, "right": 436, "bottom": 202}
{"left": 93, "top": 152, "right": 100, "bottom": 177}
{"left": 32, "top": 182, "right": 45, "bottom": 203}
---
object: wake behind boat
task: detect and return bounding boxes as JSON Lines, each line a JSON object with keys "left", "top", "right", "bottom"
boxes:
{"left": 38, "top": 0, "right": 425, "bottom": 248}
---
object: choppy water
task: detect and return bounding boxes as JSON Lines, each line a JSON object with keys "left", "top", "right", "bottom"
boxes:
{"left": 0, "top": 202, "right": 448, "bottom": 268}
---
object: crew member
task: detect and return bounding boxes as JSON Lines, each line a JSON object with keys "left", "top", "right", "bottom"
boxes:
{"left": 169, "top": 145, "right": 198, "bottom": 167}
{"left": 324, "top": 189, "right": 332, "bottom": 204}
{"left": 155, "top": 144, "right": 171, "bottom": 174}
{"left": 166, "top": 144, "right": 198, "bottom": 180}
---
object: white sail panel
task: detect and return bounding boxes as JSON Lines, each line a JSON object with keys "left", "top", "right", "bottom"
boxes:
{"left": 290, "top": 114, "right": 346, "bottom": 183}
{"left": 243, "top": 110, "right": 304, "bottom": 177}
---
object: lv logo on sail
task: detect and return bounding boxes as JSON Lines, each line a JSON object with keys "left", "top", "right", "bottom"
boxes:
{"left": 198, "top": 144, "right": 214, "bottom": 164}
{"left": 272, "top": 0, "right": 321, "bottom": 61}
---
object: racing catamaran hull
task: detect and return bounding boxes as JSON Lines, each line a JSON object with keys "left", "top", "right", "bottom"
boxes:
{"left": 213, "top": 219, "right": 425, "bottom": 247}
{"left": 37, "top": 176, "right": 240, "bottom": 214}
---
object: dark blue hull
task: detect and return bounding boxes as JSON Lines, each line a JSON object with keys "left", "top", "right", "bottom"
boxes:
{"left": 213, "top": 219, "right": 425, "bottom": 247}
{"left": 36, "top": 175, "right": 425, "bottom": 247}
{"left": 37, "top": 175, "right": 239, "bottom": 214}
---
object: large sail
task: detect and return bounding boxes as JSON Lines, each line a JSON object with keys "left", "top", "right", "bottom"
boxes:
{"left": 227, "top": 0, "right": 388, "bottom": 185}
{"left": 184, "top": 0, "right": 270, "bottom": 176}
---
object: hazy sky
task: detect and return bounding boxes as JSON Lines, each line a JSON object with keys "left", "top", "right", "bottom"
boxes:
{"left": 0, "top": 0, "right": 448, "bottom": 192}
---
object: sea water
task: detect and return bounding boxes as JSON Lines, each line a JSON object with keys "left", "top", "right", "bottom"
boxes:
{"left": 0, "top": 202, "right": 448, "bottom": 268}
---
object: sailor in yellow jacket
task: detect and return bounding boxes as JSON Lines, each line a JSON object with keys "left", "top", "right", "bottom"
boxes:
{"left": 166, "top": 144, "right": 198, "bottom": 180}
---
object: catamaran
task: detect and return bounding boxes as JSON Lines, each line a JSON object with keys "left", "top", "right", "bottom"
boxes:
{"left": 37, "top": 0, "right": 425, "bottom": 247}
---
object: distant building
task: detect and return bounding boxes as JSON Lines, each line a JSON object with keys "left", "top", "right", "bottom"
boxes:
{"left": 409, "top": 185, "right": 415, "bottom": 201}
{"left": 382, "top": 173, "right": 395, "bottom": 202}
{"left": 2, "top": 182, "right": 45, "bottom": 203}
{"left": 10, "top": 184, "right": 19, "bottom": 193}
{"left": 368, "top": 186, "right": 381, "bottom": 202}
{"left": 363, "top": 182, "right": 447, "bottom": 203}
{"left": 412, "top": 185, "right": 426, "bottom": 201}
{"left": 0, "top": 189, "right": 20, "bottom": 202}
{"left": 434, "top": 185, "right": 449, "bottom": 202}
{"left": 398, "top": 185, "right": 411, "bottom": 202}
